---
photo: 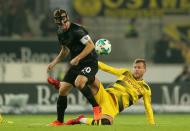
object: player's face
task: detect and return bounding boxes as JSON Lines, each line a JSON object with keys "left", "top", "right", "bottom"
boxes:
{"left": 133, "top": 62, "right": 146, "bottom": 80}
{"left": 59, "top": 13, "right": 69, "bottom": 30}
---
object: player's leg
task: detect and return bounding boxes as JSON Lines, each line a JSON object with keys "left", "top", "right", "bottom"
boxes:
{"left": 91, "top": 80, "right": 118, "bottom": 123}
{"left": 75, "top": 75, "right": 101, "bottom": 120}
{"left": 57, "top": 83, "right": 73, "bottom": 122}
{"left": 80, "top": 115, "right": 113, "bottom": 125}
{"left": 89, "top": 77, "right": 100, "bottom": 96}
{"left": 77, "top": 81, "right": 114, "bottom": 126}
{"left": 75, "top": 62, "right": 101, "bottom": 120}
{"left": 84, "top": 118, "right": 111, "bottom": 125}
{"left": 47, "top": 82, "right": 73, "bottom": 126}
{"left": 75, "top": 75, "right": 99, "bottom": 107}
{"left": 48, "top": 67, "right": 77, "bottom": 126}
{"left": 48, "top": 76, "right": 100, "bottom": 107}
{"left": 66, "top": 114, "right": 113, "bottom": 125}
{"left": 47, "top": 76, "right": 100, "bottom": 95}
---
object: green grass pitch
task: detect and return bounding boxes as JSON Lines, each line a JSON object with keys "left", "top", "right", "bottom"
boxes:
{"left": 0, "top": 114, "right": 190, "bottom": 131}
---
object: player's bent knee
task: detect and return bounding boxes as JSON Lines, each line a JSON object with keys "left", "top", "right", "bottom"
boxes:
{"left": 101, "top": 118, "right": 111, "bottom": 125}
{"left": 59, "top": 87, "right": 65, "bottom": 95}
{"left": 75, "top": 75, "right": 88, "bottom": 89}
{"left": 59, "top": 85, "right": 72, "bottom": 96}
{"left": 75, "top": 80, "right": 87, "bottom": 90}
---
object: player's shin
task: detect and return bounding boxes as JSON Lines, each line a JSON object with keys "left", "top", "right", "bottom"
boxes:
{"left": 80, "top": 85, "right": 98, "bottom": 107}
{"left": 57, "top": 95, "right": 67, "bottom": 123}
{"left": 80, "top": 85, "right": 102, "bottom": 120}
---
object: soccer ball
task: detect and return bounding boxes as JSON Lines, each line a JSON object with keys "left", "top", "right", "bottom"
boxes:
{"left": 95, "top": 39, "right": 111, "bottom": 55}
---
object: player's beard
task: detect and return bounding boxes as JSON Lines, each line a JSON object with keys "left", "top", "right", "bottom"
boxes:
{"left": 134, "top": 73, "right": 142, "bottom": 80}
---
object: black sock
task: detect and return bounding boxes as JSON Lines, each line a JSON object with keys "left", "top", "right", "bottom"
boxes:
{"left": 57, "top": 95, "right": 67, "bottom": 123}
{"left": 80, "top": 85, "right": 98, "bottom": 107}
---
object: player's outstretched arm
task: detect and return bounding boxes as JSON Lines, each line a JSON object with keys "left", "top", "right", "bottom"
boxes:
{"left": 143, "top": 94, "right": 156, "bottom": 125}
{"left": 98, "top": 61, "right": 128, "bottom": 76}
{"left": 47, "top": 45, "right": 69, "bottom": 72}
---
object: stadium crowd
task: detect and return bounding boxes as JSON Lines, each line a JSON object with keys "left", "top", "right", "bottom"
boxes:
{"left": 0, "top": 0, "right": 58, "bottom": 38}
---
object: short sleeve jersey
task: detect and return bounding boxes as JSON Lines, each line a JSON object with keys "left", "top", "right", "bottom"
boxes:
{"left": 57, "top": 23, "right": 98, "bottom": 63}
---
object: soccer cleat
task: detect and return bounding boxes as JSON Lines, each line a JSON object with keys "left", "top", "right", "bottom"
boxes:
{"left": 66, "top": 115, "right": 85, "bottom": 125}
{"left": 93, "top": 105, "right": 102, "bottom": 120}
{"left": 47, "top": 120, "right": 64, "bottom": 126}
{"left": 47, "top": 77, "right": 60, "bottom": 89}
{"left": 0, "top": 119, "right": 13, "bottom": 124}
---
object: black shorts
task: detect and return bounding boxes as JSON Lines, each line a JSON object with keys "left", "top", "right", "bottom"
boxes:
{"left": 63, "top": 60, "right": 98, "bottom": 86}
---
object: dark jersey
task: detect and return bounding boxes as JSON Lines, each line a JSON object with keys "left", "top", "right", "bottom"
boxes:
{"left": 57, "top": 23, "right": 98, "bottom": 63}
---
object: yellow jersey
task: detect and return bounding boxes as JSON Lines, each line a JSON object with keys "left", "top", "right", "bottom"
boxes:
{"left": 98, "top": 61, "right": 155, "bottom": 125}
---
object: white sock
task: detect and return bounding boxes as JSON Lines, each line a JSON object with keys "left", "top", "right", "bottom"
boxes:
{"left": 79, "top": 118, "right": 87, "bottom": 124}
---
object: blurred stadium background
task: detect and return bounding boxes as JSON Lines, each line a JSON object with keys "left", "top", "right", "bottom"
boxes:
{"left": 0, "top": 0, "right": 190, "bottom": 115}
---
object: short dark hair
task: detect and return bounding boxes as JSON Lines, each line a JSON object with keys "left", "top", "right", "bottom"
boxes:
{"left": 134, "top": 58, "right": 146, "bottom": 68}
{"left": 53, "top": 9, "right": 67, "bottom": 18}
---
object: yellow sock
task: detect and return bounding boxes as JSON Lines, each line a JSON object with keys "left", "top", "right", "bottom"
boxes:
{"left": 86, "top": 118, "right": 102, "bottom": 126}
{"left": 86, "top": 118, "right": 93, "bottom": 125}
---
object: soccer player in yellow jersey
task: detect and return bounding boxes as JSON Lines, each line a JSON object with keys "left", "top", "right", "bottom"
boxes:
{"left": 48, "top": 58, "right": 155, "bottom": 126}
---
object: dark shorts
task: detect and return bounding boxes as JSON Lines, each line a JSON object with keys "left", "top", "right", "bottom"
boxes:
{"left": 63, "top": 60, "right": 98, "bottom": 86}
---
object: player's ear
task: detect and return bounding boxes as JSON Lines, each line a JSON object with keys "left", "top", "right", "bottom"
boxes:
{"left": 67, "top": 15, "right": 70, "bottom": 20}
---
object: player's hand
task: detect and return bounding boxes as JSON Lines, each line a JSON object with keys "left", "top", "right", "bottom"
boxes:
{"left": 47, "top": 63, "right": 54, "bottom": 73}
{"left": 70, "top": 56, "right": 80, "bottom": 66}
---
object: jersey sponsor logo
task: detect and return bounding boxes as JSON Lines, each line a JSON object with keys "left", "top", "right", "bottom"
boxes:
{"left": 81, "top": 67, "right": 91, "bottom": 74}
{"left": 123, "top": 76, "right": 142, "bottom": 94}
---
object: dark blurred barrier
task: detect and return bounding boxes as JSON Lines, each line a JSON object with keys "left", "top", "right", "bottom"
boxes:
{"left": 0, "top": 39, "right": 59, "bottom": 63}
{"left": 0, "top": 83, "right": 190, "bottom": 114}
{"left": 151, "top": 83, "right": 190, "bottom": 105}
{"left": 0, "top": 39, "right": 142, "bottom": 62}
{"left": 0, "top": 83, "right": 81, "bottom": 105}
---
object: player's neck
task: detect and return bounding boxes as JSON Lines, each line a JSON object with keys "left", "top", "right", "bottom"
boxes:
{"left": 136, "top": 78, "right": 143, "bottom": 81}
{"left": 134, "top": 76, "right": 143, "bottom": 81}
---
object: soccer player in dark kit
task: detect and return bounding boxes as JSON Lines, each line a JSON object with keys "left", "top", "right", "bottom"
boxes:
{"left": 46, "top": 9, "right": 102, "bottom": 126}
